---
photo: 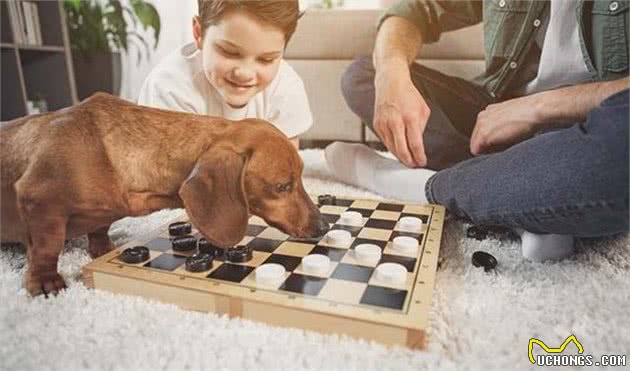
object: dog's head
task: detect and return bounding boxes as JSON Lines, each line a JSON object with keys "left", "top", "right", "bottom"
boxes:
{"left": 178, "top": 120, "right": 329, "bottom": 248}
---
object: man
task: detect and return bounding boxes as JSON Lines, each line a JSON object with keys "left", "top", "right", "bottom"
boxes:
{"left": 325, "top": 0, "right": 629, "bottom": 261}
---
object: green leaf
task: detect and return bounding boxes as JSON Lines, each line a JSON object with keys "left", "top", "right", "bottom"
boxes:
{"left": 131, "top": 0, "right": 161, "bottom": 48}
{"left": 63, "top": 0, "right": 161, "bottom": 62}
{"left": 63, "top": 0, "right": 81, "bottom": 12}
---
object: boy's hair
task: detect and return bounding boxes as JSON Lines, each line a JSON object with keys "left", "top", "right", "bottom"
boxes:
{"left": 197, "top": 0, "right": 300, "bottom": 44}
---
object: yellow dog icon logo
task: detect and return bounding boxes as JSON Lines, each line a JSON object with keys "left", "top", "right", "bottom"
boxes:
{"left": 528, "top": 335, "right": 584, "bottom": 364}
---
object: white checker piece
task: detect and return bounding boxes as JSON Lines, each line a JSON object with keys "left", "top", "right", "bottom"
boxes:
{"left": 255, "top": 263, "right": 286, "bottom": 284}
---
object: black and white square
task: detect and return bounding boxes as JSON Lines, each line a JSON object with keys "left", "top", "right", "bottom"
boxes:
{"left": 280, "top": 274, "right": 327, "bottom": 296}
{"left": 144, "top": 253, "right": 186, "bottom": 271}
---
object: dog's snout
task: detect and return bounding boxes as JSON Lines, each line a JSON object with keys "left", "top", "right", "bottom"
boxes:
{"left": 313, "top": 215, "right": 329, "bottom": 237}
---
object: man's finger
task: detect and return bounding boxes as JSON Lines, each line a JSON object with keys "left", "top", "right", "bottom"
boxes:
{"left": 374, "top": 117, "right": 391, "bottom": 153}
{"left": 470, "top": 116, "right": 482, "bottom": 155}
{"left": 382, "top": 125, "right": 395, "bottom": 154}
{"left": 406, "top": 119, "right": 426, "bottom": 167}
{"left": 391, "top": 120, "right": 414, "bottom": 167}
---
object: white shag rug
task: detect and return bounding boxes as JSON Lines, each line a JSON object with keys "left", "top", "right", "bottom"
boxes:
{"left": 1, "top": 149, "right": 628, "bottom": 371}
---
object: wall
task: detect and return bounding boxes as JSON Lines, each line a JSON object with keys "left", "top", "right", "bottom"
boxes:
{"left": 118, "top": 0, "right": 387, "bottom": 102}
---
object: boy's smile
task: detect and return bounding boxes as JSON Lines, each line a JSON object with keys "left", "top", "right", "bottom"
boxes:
{"left": 193, "top": 10, "right": 285, "bottom": 108}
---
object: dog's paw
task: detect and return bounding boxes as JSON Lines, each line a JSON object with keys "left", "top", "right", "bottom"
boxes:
{"left": 24, "top": 270, "right": 67, "bottom": 297}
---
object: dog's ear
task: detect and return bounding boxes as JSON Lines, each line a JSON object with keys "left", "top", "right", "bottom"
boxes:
{"left": 178, "top": 146, "right": 249, "bottom": 248}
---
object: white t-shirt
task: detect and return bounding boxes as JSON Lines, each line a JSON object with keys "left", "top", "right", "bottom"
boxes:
{"left": 137, "top": 42, "right": 313, "bottom": 138}
{"left": 520, "top": 0, "right": 592, "bottom": 95}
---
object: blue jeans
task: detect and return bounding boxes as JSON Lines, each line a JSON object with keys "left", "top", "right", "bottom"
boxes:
{"left": 341, "top": 57, "right": 629, "bottom": 237}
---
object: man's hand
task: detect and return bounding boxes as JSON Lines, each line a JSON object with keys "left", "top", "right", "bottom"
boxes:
{"left": 471, "top": 78, "right": 630, "bottom": 155}
{"left": 374, "top": 63, "right": 430, "bottom": 168}
{"left": 373, "top": 16, "right": 427, "bottom": 168}
{"left": 470, "top": 94, "right": 543, "bottom": 155}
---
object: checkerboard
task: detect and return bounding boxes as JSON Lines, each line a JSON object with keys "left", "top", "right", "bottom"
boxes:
{"left": 81, "top": 197, "right": 445, "bottom": 349}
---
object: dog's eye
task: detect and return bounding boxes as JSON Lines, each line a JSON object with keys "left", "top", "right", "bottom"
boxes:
{"left": 276, "top": 183, "right": 292, "bottom": 193}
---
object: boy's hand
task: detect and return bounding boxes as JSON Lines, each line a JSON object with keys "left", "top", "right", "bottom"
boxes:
{"left": 470, "top": 95, "right": 543, "bottom": 155}
{"left": 373, "top": 63, "right": 430, "bottom": 168}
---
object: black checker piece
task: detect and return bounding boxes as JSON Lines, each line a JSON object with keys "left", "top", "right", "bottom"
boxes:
{"left": 119, "top": 246, "right": 150, "bottom": 264}
{"left": 375, "top": 203, "right": 404, "bottom": 212}
{"left": 379, "top": 254, "right": 417, "bottom": 272}
{"left": 185, "top": 253, "right": 213, "bottom": 272}
{"left": 198, "top": 238, "right": 224, "bottom": 258}
{"left": 262, "top": 254, "right": 302, "bottom": 271}
{"left": 317, "top": 194, "right": 336, "bottom": 206}
{"left": 169, "top": 221, "right": 192, "bottom": 236}
{"left": 226, "top": 246, "right": 253, "bottom": 263}
{"left": 365, "top": 218, "right": 397, "bottom": 230}
{"left": 331, "top": 263, "right": 374, "bottom": 283}
{"left": 287, "top": 235, "right": 321, "bottom": 243}
{"left": 360, "top": 286, "right": 407, "bottom": 310}
{"left": 245, "top": 225, "right": 267, "bottom": 237}
{"left": 171, "top": 235, "right": 197, "bottom": 252}
{"left": 279, "top": 274, "right": 327, "bottom": 296}
{"left": 310, "top": 246, "right": 348, "bottom": 262}
{"left": 144, "top": 237, "right": 172, "bottom": 252}
{"left": 247, "top": 238, "right": 283, "bottom": 252}
{"left": 208, "top": 263, "right": 254, "bottom": 282}
{"left": 144, "top": 254, "right": 187, "bottom": 271}
{"left": 350, "top": 238, "right": 387, "bottom": 250}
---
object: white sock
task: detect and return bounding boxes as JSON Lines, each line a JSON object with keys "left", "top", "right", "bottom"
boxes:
{"left": 324, "top": 142, "right": 435, "bottom": 203}
{"left": 516, "top": 229, "right": 576, "bottom": 262}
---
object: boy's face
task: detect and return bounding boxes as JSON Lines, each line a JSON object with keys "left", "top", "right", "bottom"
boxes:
{"left": 193, "top": 11, "right": 285, "bottom": 108}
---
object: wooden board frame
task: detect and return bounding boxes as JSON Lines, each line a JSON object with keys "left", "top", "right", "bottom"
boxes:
{"left": 81, "top": 199, "right": 445, "bottom": 349}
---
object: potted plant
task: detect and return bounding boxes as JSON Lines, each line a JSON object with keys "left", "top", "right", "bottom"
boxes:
{"left": 64, "top": 0, "right": 161, "bottom": 100}
{"left": 310, "top": 0, "right": 345, "bottom": 8}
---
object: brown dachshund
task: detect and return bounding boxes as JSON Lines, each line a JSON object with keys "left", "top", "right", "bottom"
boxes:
{"left": 0, "top": 93, "right": 329, "bottom": 296}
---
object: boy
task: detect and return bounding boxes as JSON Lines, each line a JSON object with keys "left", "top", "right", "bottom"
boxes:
{"left": 138, "top": 0, "right": 311, "bottom": 149}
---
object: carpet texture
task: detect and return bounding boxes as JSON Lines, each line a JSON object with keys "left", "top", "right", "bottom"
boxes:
{"left": 1, "top": 149, "right": 628, "bottom": 371}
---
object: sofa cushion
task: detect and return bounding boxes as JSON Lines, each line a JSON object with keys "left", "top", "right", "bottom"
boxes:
{"left": 285, "top": 9, "right": 485, "bottom": 142}
{"left": 285, "top": 9, "right": 484, "bottom": 60}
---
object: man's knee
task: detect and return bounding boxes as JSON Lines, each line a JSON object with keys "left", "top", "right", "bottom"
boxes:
{"left": 585, "top": 88, "right": 629, "bottom": 149}
{"left": 599, "top": 88, "right": 629, "bottom": 108}
{"left": 340, "top": 56, "right": 376, "bottom": 123}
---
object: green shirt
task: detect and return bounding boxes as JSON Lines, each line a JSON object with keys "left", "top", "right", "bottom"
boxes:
{"left": 380, "top": 0, "right": 629, "bottom": 99}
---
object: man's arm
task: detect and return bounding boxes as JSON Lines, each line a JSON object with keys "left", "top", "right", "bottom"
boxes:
{"left": 372, "top": 16, "right": 431, "bottom": 167}
{"left": 373, "top": 16, "right": 423, "bottom": 73}
{"left": 534, "top": 77, "right": 630, "bottom": 129}
{"left": 470, "top": 77, "right": 630, "bottom": 155}
{"left": 371, "top": 1, "right": 483, "bottom": 167}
